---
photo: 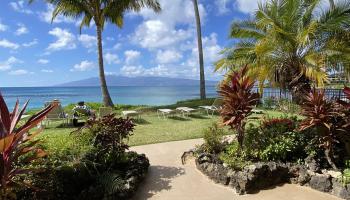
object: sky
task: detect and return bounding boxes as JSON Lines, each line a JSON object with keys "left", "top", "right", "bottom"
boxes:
{"left": 0, "top": 0, "right": 267, "bottom": 87}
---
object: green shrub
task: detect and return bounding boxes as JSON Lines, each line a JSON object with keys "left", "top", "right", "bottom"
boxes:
{"left": 202, "top": 123, "right": 225, "bottom": 154}
{"left": 219, "top": 142, "right": 251, "bottom": 170}
{"left": 244, "top": 116, "right": 307, "bottom": 162}
{"left": 263, "top": 97, "right": 277, "bottom": 109}
{"left": 340, "top": 160, "right": 350, "bottom": 186}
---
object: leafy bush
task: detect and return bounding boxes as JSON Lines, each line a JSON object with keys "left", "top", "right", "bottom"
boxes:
{"left": 0, "top": 93, "right": 57, "bottom": 198}
{"left": 219, "top": 142, "right": 251, "bottom": 170}
{"left": 263, "top": 97, "right": 277, "bottom": 109}
{"left": 244, "top": 117, "right": 308, "bottom": 162}
{"left": 202, "top": 123, "right": 225, "bottom": 154}
{"left": 218, "top": 66, "right": 260, "bottom": 152}
{"left": 78, "top": 114, "right": 135, "bottom": 154}
{"left": 299, "top": 89, "right": 344, "bottom": 169}
{"left": 340, "top": 160, "right": 350, "bottom": 186}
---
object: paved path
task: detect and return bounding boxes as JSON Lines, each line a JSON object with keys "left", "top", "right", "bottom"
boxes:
{"left": 131, "top": 139, "right": 341, "bottom": 200}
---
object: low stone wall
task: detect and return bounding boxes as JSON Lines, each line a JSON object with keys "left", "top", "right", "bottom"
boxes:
{"left": 195, "top": 153, "right": 350, "bottom": 199}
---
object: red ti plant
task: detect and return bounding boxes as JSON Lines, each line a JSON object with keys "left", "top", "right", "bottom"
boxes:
{"left": 299, "top": 89, "right": 341, "bottom": 170}
{"left": 0, "top": 93, "right": 57, "bottom": 198}
{"left": 218, "top": 66, "right": 260, "bottom": 152}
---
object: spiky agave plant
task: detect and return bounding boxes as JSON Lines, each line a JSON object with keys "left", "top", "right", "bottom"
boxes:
{"left": 0, "top": 93, "right": 57, "bottom": 199}
{"left": 218, "top": 66, "right": 260, "bottom": 152}
{"left": 299, "top": 89, "right": 342, "bottom": 170}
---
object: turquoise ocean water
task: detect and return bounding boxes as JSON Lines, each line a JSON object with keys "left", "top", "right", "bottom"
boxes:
{"left": 0, "top": 86, "right": 219, "bottom": 109}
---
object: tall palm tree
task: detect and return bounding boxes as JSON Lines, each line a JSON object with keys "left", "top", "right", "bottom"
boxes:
{"left": 192, "top": 0, "right": 206, "bottom": 99}
{"left": 32, "top": 0, "right": 161, "bottom": 107}
{"left": 215, "top": 0, "right": 350, "bottom": 103}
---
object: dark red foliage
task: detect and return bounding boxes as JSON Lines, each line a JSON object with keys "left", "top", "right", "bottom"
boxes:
{"left": 0, "top": 92, "right": 57, "bottom": 197}
{"left": 262, "top": 118, "right": 295, "bottom": 130}
{"left": 82, "top": 114, "right": 135, "bottom": 153}
{"left": 218, "top": 65, "right": 260, "bottom": 150}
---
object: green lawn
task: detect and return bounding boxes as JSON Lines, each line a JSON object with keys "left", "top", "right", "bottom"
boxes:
{"left": 37, "top": 106, "right": 299, "bottom": 158}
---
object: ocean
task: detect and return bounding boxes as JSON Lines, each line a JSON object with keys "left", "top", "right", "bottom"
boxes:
{"left": 0, "top": 86, "right": 219, "bottom": 109}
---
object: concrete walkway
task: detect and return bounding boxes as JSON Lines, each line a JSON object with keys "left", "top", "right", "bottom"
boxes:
{"left": 131, "top": 139, "right": 341, "bottom": 200}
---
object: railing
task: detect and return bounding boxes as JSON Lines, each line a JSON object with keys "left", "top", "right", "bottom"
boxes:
{"left": 256, "top": 88, "right": 346, "bottom": 101}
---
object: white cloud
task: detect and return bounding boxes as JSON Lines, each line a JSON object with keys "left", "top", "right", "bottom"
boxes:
{"left": 156, "top": 50, "right": 183, "bottom": 64}
{"left": 9, "top": 1, "right": 33, "bottom": 14}
{"left": 106, "top": 37, "right": 115, "bottom": 41}
{"left": 105, "top": 71, "right": 118, "bottom": 76}
{"left": 113, "top": 43, "right": 122, "bottom": 50}
{"left": 0, "top": 22, "right": 8, "bottom": 32}
{"left": 0, "top": 57, "right": 22, "bottom": 71}
{"left": 124, "top": 50, "right": 141, "bottom": 64}
{"left": 215, "top": 0, "right": 232, "bottom": 15}
{"left": 39, "top": 4, "right": 75, "bottom": 24}
{"left": 22, "top": 39, "right": 38, "bottom": 47}
{"left": 38, "top": 59, "right": 50, "bottom": 64}
{"left": 70, "top": 60, "right": 95, "bottom": 72}
{"left": 47, "top": 28, "right": 76, "bottom": 51}
{"left": 131, "top": 0, "right": 206, "bottom": 50}
{"left": 234, "top": 0, "right": 267, "bottom": 14}
{"left": 78, "top": 34, "right": 96, "bottom": 48}
{"left": 104, "top": 53, "right": 120, "bottom": 65}
{"left": 9, "top": 69, "right": 30, "bottom": 75}
{"left": 0, "top": 39, "right": 20, "bottom": 49}
{"left": 15, "top": 23, "right": 29, "bottom": 35}
{"left": 120, "top": 65, "right": 146, "bottom": 77}
{"left": 41, "top": 69, "right": 54, "bottom": 73}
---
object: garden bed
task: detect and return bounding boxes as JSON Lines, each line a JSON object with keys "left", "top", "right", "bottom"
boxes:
{"left": 194, "top": 152, "right": 350, "bottom": 199}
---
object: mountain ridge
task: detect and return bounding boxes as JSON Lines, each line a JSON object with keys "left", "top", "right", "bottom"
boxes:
{"left": 56, "top": 75, "right": 219, "bottom": 87}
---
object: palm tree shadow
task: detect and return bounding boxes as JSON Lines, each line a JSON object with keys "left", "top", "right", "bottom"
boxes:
{"left": 167, "top": 116, "right": 191, "bottom": 121}
{"left": 133, "top": 118, "right": 151, "bottom": 125}
{"left": 132, "top": 165, "right": 185, "bottom": 200}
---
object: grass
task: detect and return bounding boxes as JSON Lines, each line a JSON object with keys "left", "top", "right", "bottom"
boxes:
{"left": 32, "top": 98, "right": 301, "bottom": 159}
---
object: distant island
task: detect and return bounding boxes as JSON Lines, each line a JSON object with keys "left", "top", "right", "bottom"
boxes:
{"left": 56, "top": 75, "right": 219, "bottom": 87}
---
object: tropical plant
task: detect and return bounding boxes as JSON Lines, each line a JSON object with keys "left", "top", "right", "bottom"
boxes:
{"left": 202, "top": 123, "right": 225, "bottom": 154}
{"left": 299, "top": 89, "right": 342, "bottom": 169}
{"left": 78, "top": 114, "right": 135, "bottom": 154}
{"left": 215, "top": 0, "right": 350, "bottom": 103}
{"left": 192, "top": 0, "right": 206, "bottom": 99}
{"left": 31, "top": 0, "right": 161, "bottom": 107}
{"left": 218, "top": 66, "right": 260, "bottom": 152}
{"left": 0, "top": 93, "right": 57, "bottom": 199}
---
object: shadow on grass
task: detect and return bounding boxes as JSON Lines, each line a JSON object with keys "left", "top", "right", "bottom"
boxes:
{"left": 188, "top": 114, "right": 210, "bottom": 119}
{"left": 133, "top": 118, "right": 152, "bottom": 125}
{"left": 132, "top": 165, "right": 185, "bottom": 200}
{"left": 167, "top": 116, "right": 191, "bottom": 121}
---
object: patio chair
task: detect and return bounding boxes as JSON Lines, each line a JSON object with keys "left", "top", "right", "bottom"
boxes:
{"left": 43, "top": 100, "right": 69, "bottom": 126}
{"left": 157, "top": 109, "right": 174, "bottom": 118}
{"left": 199, "top": 98, "right": 223, "bottom": 116}
{"left": 122, "top": 110, "right": 141, "bottom": 119}
{"left": 176, "top": 107, "right": 196, "bottom": 117}
{"left": 99, "top": 107, "right": 113, "bottom": 118}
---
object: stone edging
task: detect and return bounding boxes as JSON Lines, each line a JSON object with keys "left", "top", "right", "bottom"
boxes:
{"left": 195, "top": 153, "right": 350, "bottom": 199}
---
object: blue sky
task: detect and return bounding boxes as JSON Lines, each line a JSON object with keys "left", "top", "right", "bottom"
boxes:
{"left": 0, "top": 0, "right": 263, "bottom": 87}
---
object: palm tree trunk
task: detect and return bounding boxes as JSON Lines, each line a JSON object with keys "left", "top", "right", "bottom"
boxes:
{"left": 96, "top": 25, "right": 114, "bottom": 107}
{"left": 329, "top": 0, "right": 335, "bottom": 10}
{"left": 192, "top": 0, "right": 206, "bottom": 100}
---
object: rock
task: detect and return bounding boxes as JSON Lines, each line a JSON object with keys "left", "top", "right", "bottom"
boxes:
{"left": 327, "top": 170, "right": 342, "bottom": 179}
{"left": 309, "top": 174, "right": 332, "bottom": 192}
{"left": 288, "top": 164, "right": 310, "bottom": 185}
{"left": 305, "top": 155, "right": 321, "bottom": 172}
{"left": 331, "top": 178, "right": 350, "bottom": 199}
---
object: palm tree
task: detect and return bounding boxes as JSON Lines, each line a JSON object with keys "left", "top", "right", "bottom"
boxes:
{"left": 192, "top": 0, "right": 206, "bottom": 99}
{"left": 32, "top": 0, "right": 161, "bottom": 107}
{"left": 215, "top": 0, "right": 350, "bottom": 103}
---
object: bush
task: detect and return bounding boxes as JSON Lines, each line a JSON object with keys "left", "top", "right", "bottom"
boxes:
{"left": 202, "top": 123, "right": 225, "bottom": 154}
{"left": 219, "top": 142, "right": 251, "bottom": 170}
{"left": 244, "top": 116, "right": 308, "bottom": 162}
{"left": 263, "top": 97, "right": 277, "bottom": 109}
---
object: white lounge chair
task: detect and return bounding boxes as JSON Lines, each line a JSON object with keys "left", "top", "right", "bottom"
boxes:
{"left": 199, "top": 98, "right": 222, "bottom": 116}
{"left": 157, "top": 109, "right": 174, "bottom": 118}
{"left": 43, "top": 100, "right": 69, "bottom": 126}
{"left": 122, "top": 110, "right": 141, "bottom": 119}
{"left": 176, "top": 107, "right": 196, "bottom": 117}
